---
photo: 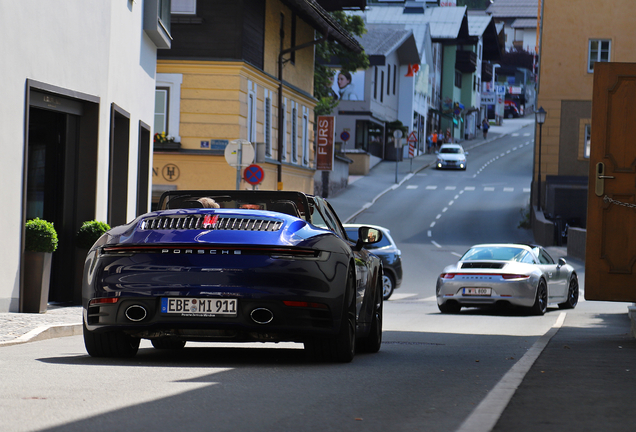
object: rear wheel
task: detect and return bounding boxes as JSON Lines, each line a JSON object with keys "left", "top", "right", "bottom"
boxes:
{"left": 382, "top": 273, "right": 395, "bottom": 300}
{"left": 530, "top": 279, "right": 548, "bottom": 315}
{"left": 558, "top": 274, "right": 579, "bottom": 309}
{"left": 305, "top": 270, "right": 356, "bottom": 363}
{"left": 83, "top": 323, "right": 140, "bottom": 358}
{"left": 151, "top": 339, "right": 186, "bottom": 350}
{"left": 358, "top": 278, "right": 383, "bottom": 353}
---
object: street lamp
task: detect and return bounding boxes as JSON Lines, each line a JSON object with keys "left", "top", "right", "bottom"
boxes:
{"left": 535, "top": 106, "right": 547, "bottom": 211}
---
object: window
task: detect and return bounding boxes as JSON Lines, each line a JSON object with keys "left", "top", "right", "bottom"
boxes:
{"left": 143, "top": 0, "right": 172, "bottom": 49}
{"left": 281, "top": 98, "right": 287, "bottom": 161}
{"left": 302, "top": 107, "right": 309, "bottom": 166}
{"left": 387, "top": 65, "right": 391, "bottom": 96}
{"left": 393, "top": 64, "right": 397, "bottom": 94}
{"left": 374, "top": 67, "right": 378, "bottom": 99}
{"left": 171, "top": 0, "right": 196, "bottom": 14}
{"left": 154, "top": 88, "right": 168, "bottom": 134}
{"left": 380, "top": 71, "right": 384, "bottom": 103}
{"left": 588, "top": 40, "right": 611, "bottom": 72}
{"left": 264, "top": 90, "right": 272, "bottom": 157}
{"left": 155, "top": 73, "right": 182, "bottom": 141}
{"left": 584, "top": 124, "right": 591, "bottom": 158}
{"left": 247, "top": 81, "right": 257, "bottom": 143}
{"left": 291, "top": 102, "right": 298, "bottom": 163}
{"left": 454, "top": 70, "right": 462, "bottom": 88}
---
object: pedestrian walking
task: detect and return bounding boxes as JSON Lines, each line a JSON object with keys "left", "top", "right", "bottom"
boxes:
{"left": 481, "top": 119, "right": 490, "bottom": 139}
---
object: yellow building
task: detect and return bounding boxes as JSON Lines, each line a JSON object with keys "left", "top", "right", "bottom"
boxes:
{"left": 152, "top": 0, "right": 361, "bottom": 206}
{"left": 534, "top": 0, "right": 636, "bottom": 242}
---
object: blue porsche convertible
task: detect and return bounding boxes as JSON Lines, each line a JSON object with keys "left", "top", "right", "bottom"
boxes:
{"left": 82, "top": 190, "right": 384, "bottom": 362}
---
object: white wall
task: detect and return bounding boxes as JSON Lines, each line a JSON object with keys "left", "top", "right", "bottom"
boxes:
{"left": 0, "top": 0, "right": 158, "bottom": 311}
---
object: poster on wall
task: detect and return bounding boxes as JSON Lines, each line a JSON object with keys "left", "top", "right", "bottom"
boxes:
{"left": 329, "top": 69, "right": 365, "bottom": 101}
{"left": 316, "top": 115, "right": 335, "bottom": 171}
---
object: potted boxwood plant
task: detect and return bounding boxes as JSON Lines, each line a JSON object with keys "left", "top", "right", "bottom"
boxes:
{"left": 74, "top": 221, "right": 110, "bottom": 304}
{"left": 76, "top": 220, "right": 110, "bottom": 250}
{"left": 23, "top": 218, "right": 58, "bottom": 313}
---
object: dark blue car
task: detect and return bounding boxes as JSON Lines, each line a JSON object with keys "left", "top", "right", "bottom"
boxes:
{"left": 82, "top": 190, "right": 384, "bottom": 362}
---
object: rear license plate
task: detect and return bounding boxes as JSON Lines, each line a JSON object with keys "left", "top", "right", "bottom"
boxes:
{"left": 463, "top": 288, "right": 492, "bottom": 296}
{"left": 161, "top": 298, "right": 238, "bottom": 317}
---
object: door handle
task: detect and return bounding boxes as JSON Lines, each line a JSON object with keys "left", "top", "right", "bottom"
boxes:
{"left": 595, "top": 162, "right": 615, "bottom": 196}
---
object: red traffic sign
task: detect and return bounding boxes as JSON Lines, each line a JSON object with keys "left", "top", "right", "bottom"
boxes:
{"left": 407, "top": 131, "right": 418, "bottom": 143}
{"left": 243, "top": 164, "right": 264, "bottom": 185}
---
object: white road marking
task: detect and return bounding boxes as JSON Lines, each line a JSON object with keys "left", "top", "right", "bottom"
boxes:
{"left": 445, "top": 186, "right": 457, "bottom": 190}
{"left": 456, "top": 312, "right": 567, "bottom": 432}
{"left": 523, "top": 188, "right": 531, "bottom": 193}
{"left": 503, "top": 187, "right": 514, "bottom": 192}
{"left": 426, "top": 185, "right": 438, "bottom": 190}
{"left": 484, "top": 187, "right": 495, "bottom": 191}
{"left": 406, "top": 185, "right": 418, "bottom": 189}
{"left": 465, "top": 186, "right": 475, "bottom": 191}
{"left": 431, "top": 241, "right": 442, "bottom": 248}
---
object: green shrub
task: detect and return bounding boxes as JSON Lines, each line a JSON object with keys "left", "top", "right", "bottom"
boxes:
{"left": 76, "top": 220, "right": 111, "bottom": 249}
{"left": 25, "top": 218, "right": 58, "bottom": 253}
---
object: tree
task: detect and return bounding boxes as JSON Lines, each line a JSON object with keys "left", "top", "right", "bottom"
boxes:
{"left": 314, "top": 11, "right": 370, "bottom": 116}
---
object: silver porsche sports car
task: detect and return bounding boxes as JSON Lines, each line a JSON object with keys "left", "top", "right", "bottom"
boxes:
{"left": 436, "top": 244, "right": 579, "bottom": 315}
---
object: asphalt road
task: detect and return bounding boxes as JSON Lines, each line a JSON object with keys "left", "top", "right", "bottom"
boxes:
{"left": 1, "top": 122, "right": 633, "bottom": 431}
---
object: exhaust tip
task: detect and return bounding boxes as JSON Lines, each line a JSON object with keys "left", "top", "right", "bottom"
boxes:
{"left": 125, "top": 305, "right": 147, "bottom": 322}
{"left": 250, "top": 308, "right": 273, "bottom": 325}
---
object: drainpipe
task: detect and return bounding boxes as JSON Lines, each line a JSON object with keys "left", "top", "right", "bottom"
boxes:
{"left": 277, "top": 26, "right": 327, "bottom": 190}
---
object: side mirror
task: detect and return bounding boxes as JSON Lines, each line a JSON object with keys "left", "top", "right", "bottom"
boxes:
{"left": 558, "top": 257, "right": 567, "bottom": 267}
{"left": 355, "top": 226, "right": 383, "bottom": 251}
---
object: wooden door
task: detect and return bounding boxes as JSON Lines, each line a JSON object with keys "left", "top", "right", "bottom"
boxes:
{"left": 585, "top": 62, "right": 636, "bottom": 301}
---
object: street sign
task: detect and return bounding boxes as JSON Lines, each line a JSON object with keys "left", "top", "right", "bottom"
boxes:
{"left": 340, "top": 131, "right": 350, "bottom": 142}
{"left": 243, "top": 164, "right": 264, "bottom": 185}
{"left": 407, "top": 131, "right": 418, "bottom": 143}
{"left": 224, "top": 139, "right": 255, "bottom": 167}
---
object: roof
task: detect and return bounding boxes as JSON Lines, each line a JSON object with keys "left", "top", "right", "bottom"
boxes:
{"left": 485, "top": 0, "right": 538, "bottom": 19}
{"left": 468, "top": 15, "right": 492, "bottom": 37}
{"left": 511, "top": 18, "right": 538, "bottom": 29}
{"left": 359, "top": 25, "right": 421, "bottom": 64}
{"left": 281, "top": 0, "right": 363, "bottom": 53}
{"left": 356, "top": 5, "right": 473, "bottom": 43}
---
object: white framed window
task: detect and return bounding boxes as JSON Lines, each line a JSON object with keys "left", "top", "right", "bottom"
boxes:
{"left": 171, "top": 0, "right": 196, "bottom": 14}
{"left": 154, "top": 88, "right": 168, "bottom": 135}
{"left": 588, "top": 39, "right": 611, "bottom": 73}
{"left": 281, "top": 98, "right": 287, "bottom": 161}
{"left": 302, "top": 106, "right": 309, "bottom": 166}
{"left": 584, "top": 124, "right": 591, "bottom": 158}
{"left": 155, "top": 73, "right": 183, "bottom": 140}
{"left": 247, "top": 81, "right": 257, "bottom": 143}
{"left": 291, "top": 102, "right": 298, "bottom": 163}
{"left": 264, "top": 89, "right": 272, "bottom": 157}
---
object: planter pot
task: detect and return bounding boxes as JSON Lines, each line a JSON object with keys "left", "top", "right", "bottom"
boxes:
{"left": 23, "top": 251, "right": 53, "bottom": 313}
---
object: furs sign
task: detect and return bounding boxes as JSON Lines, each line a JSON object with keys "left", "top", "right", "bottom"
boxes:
{"left": 316, "top": 115, "right": 335, "bottom": 171}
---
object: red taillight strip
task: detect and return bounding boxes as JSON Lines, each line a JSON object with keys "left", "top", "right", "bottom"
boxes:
{"left": 102, "top": 245, "right": 315, "bottom": 254}
{"left": 442, "top": 273, "right": 529, "bottom": 280}
{"left": 89, "top": 298, "right": 119, "bottom": 305}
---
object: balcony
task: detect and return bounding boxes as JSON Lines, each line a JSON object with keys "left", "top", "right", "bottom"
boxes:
{"left": 455, "top": 50, "right": 477, "bottom": 74}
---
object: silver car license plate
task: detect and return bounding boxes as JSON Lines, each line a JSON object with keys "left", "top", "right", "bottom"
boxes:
{"left": 462, "top": 288, "right": 492, "bottom": 296}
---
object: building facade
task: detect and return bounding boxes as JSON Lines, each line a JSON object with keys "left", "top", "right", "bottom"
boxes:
{"left": 0, "top": 0, "right": 170, "bottom": 312}
{"left": 533, "top": 0, "right": 636, "bottom": 241}
{"left": 152, "top": 0, "right": 361, "bottom": 205}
